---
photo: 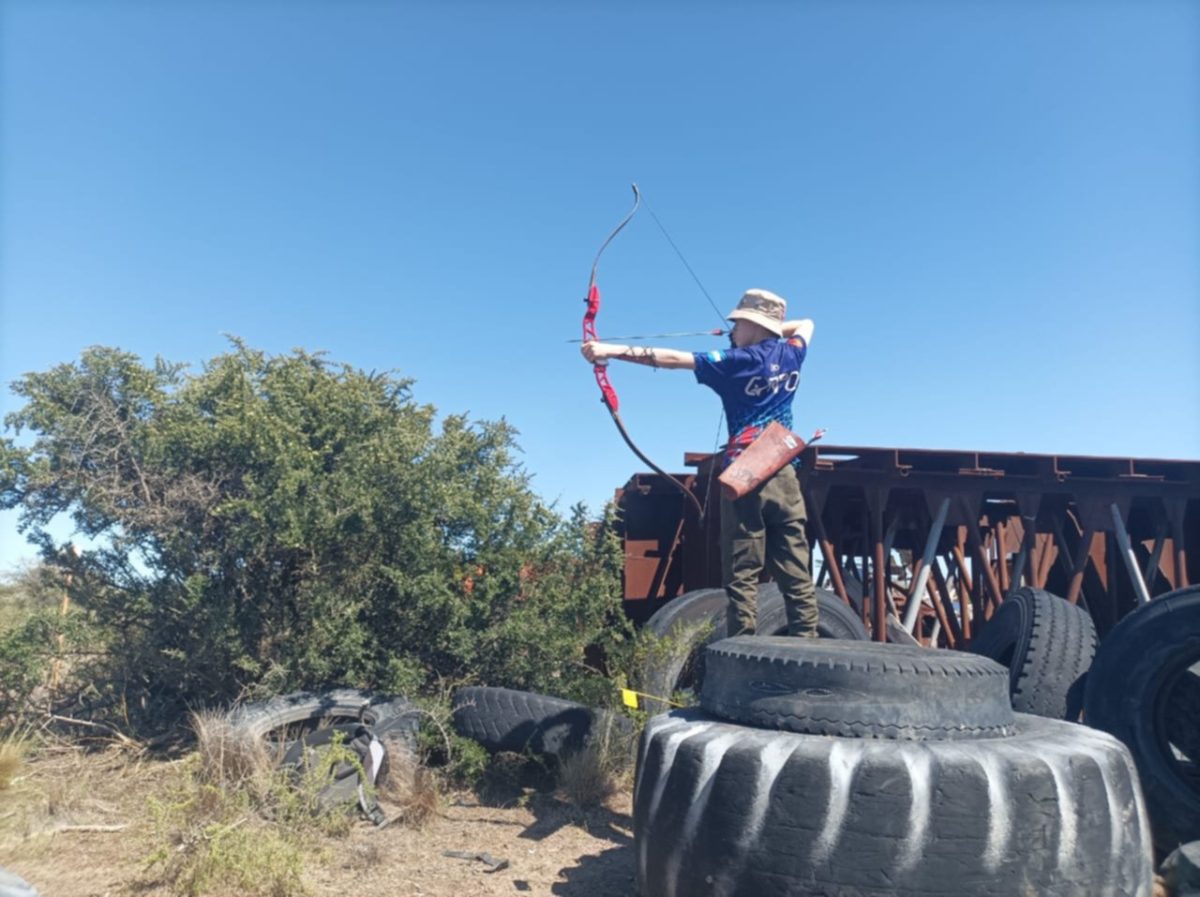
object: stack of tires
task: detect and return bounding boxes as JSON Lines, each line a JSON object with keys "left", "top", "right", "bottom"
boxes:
{"left": 634, "top": 635, "right": 1156, "bottom": 896}
{"left": 447, "top": 580, "right": 1200, "bottom": 882}
{"left": 1082, "top": 584, "right": 1200, "bottom": 857}
{"left": 636, "top": 584, "right": 869, "bottom": 713}
{"left": 970, "top": 583, "right": 1200, "bottom": 859}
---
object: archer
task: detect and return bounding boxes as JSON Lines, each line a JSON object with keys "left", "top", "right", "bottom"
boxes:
{"left": 582, "top": 289, "right": 818, "bottom": 638}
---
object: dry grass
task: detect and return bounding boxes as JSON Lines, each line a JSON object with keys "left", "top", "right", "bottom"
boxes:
{"left": 0, "top": 734, "right": 639, "bottom": 897}
{"left": 0, "top": 728, "right": 31, "bottom": 791}
{"left": 0, "top": 736, "right": 148, "bottom": 846}
{"left": 377, "top": 746, "right": 440, "bottom": 827}
{"left": 555, "top": 714, "right": 636, "bottom": 809}
{"left": 3, "top": 713, "right": 455, "bottom": 895}
{"left": 191, "top": 709, "right": 277, "bottom": 796}
{"left": 144, "top": 713, "right": 318, "bottom": 896}
{"left": 143, "top": 709, "right": 453, "bottom": 895}
{"left": 556, "top": 743, "right": 615, "bottom": 807}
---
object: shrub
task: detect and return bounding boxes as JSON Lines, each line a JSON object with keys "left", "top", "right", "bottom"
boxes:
{"left": 2, "top": 342, "right": 629, "bottom": 731}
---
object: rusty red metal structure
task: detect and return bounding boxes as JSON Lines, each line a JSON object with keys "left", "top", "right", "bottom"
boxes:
{"left": 616, "top": 444, "right": 1200, "bottom": 645}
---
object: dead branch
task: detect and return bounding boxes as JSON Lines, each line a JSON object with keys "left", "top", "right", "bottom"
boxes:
{"left": 47, "top": 823, "right": 129, "bottom": 835}
{"left": 45, "top": 713, "right": 141, "bottom": 749}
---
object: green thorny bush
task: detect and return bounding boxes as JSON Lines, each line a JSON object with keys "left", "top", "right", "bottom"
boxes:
{"left": 0, "top": 341, "right": 633, "bottom": 730}
{"left": 0, "top": 565, "right": 94, "bottom": 722}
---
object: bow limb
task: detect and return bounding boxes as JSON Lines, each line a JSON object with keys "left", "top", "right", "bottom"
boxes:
{"left": 608, "top": 408, "right": 705, "bottom": 520}
{"left": 583, "top": 183, "right": 705, "bottom": 520}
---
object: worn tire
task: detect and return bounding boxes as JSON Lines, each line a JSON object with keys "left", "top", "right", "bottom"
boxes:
{"left": 634, "top": 709, "right": 1154, "bottom": 897}
{"left": 226, "top": 688, "right": 420, "bottom": 755}
{"left": 970, "top": 587, "right": 1097, "bottom": 720}
{"left": 0, "top": 869, "right": 39, "bottom": 897}
{"left": 700, "top": 636, "right": 1015, "bottom": 739}
{"left": 757, "top": 583, "right": 869, "bottom": 641}
{"left": 1084, "top": 585, "right": 1200, "bottom": 853}
{"left": 451, "top": 686, "right": 632, "bottom": 758}
{"left": 645, "top": 587, "right": 728, "bottom": 639}
{"left": 637, "top": 585, "right": 868, "bottom": 713}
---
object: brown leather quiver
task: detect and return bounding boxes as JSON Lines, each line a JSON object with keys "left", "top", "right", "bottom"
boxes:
{"left": 717, "top": 421, "right": 811, "bottom": 500}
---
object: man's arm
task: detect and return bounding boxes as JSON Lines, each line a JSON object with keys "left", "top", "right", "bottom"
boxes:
{"left": 580, "top": 342, "right": 695, "bottom": 370}
{"left": 782, "top": 319, "right": 814, "bottom": 344}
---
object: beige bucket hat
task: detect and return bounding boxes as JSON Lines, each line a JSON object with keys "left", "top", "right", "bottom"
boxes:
{"left": 727, "top": 289, "right": 786, "bottom": 337}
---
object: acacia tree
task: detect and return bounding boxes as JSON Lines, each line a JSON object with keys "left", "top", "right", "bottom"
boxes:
{"left": 0, "top": 342, "right": 627, "bottom": 728}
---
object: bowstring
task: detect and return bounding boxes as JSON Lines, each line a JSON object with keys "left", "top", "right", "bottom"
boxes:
{"left": 644, "top": 204, "right": 729, "bottom": 328}
{"left": 640, "top": 191, "right": 729, "bottom": 517}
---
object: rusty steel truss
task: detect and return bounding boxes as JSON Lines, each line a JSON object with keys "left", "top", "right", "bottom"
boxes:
{"left": 615, "top": 445, "right": 1200, "bottom": 644}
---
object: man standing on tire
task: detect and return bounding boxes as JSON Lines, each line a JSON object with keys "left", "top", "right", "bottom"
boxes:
{"left": 581, "top": 289, "right": 818, "bottom": 638}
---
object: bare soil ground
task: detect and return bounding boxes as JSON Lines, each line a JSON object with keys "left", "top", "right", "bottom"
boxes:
{"left": 0, "top": 746, "right": 637, "bottom": 897}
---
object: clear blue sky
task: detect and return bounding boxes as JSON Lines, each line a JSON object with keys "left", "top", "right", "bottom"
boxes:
{"left": 2, "top": 0, "right": 1197, "bottom": 572}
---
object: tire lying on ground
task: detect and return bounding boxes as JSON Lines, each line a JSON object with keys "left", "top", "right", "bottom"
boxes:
{"left": 451, "top": 686, "right": 633, "bottom": 758}
{"left": 970, "top": 586, "right": 1097, "bottom": 720}
{"left": 1084, "top": 584, "right": 1200, "bottom": 853}
{"left": 225, "top": 689, "right": 419, "bottom": 821}
{"left": 226, "top": 688, "right": 420, "bottom": 760}
{"left": 634, "top": 709, "right": 1154, "bottom": 897}
{"left": 636, "top": 584, "right": 868, "bottom": 713}
{"left": 700, "top": 636, "right": 1015, "bottom": 740}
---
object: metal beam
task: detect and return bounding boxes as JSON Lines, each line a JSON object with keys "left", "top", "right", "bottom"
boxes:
{"left": 1110, "top": 503, "right": 1152, "bottom": 605}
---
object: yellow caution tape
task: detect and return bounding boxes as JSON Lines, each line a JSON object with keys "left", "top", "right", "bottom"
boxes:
{"left": 620, "top": 687, "right": 684, "bottom": 709}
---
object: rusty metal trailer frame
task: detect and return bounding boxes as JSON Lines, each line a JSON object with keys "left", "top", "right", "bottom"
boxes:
{"left": 615, "top": 444, "right": 1200, "bottom": 645}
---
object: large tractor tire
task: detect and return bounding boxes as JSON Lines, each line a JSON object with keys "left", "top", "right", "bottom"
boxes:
{"left": 636, "top": 584, "right": 867, "bottom": 713}
{"left": 700, "top": 636, "right": 1014, "bottom": 740}
{"left": 1084, "top": 585, "right": 1200, "bottom": 853}
{"left": 970, "top": 587, "right": 1097, "bottom": 720}
{"left": 634, "top": 709, "right": 1154, "bottom": 897}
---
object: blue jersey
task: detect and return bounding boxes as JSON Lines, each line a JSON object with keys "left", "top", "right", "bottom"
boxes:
{"left": 693, "top": 337, "right": 808, "bottom": 466}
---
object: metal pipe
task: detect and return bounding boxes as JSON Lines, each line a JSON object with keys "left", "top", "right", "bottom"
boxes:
{"left": 951, "top": 542, "right": 976, "bottom": 631}
{"left": 882, "top": 514, "right": 900, "bottom": 560}
{"left": 819, "top": 538, "right": 852, "bottom": 607}
{"left": 1008, "top": 542, "right": 1029, "bottom": 594}
{"left": 860, "top": 549, "right": 871, "bottom": 629}
{"left": 1065, "top": 527, "right": 1096, "bottom": 606}
{"left": 924, "top": 569, "right": 956, "bottom": 648}
{"left": 932, "top": 557, "right": 968, "bottom": 643}
{"left": 873, "top": 536, "right": 887, "bottom": 642}
{"left": 995, "top": 523, "right": 1010, "bottom": 594}
{"left": 903, "top": 497, "right": 950, "bottom": 633}
{"left": 1111, "top": 503, "right": 1152, "bottom": 605}
{"left": 1143, "top": 516, "right": 1168, "bottom": 592}
{"left": 963, "top": 510, "right": 1005, "bottom": 615}
{"left": 1169, "top": 507, "right": 1190, "bottom": 588}
{"left": 1008, "top": 513, "right": 1036, "bottom": 595}
{"left": 880, "top": 514, "right": 901, "bottom": 619}
{"left": 1035, "top": 531, "right": 1058, "bottom": 588}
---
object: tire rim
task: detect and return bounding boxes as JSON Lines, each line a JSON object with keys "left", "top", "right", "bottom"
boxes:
{"left": 1154, "top": 654, "right": 1200, "bottom": 790}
